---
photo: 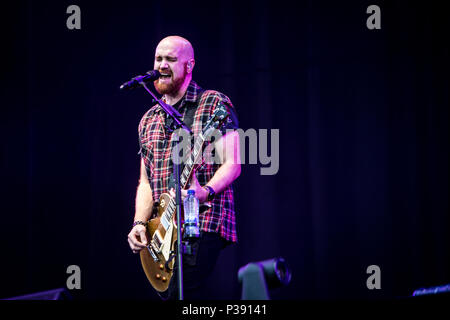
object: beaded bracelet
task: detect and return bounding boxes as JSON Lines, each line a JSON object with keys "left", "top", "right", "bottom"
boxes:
{"left": 132, "top": 220, "right": 147, "bottom": 227}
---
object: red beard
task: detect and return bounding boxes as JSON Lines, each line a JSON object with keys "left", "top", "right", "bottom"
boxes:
{"left": 153, "top": 71, "right": 187, "bottom": 96}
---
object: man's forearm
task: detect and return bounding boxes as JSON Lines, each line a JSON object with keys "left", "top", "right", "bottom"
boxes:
{"left": 134, "top": 182, "right": 154, "bottom": 222}
{"left": 206, "top": 130, "right": 241, "bottom": 194}
{"left": 206, "top": 162, "right": 241, "bottom": 194}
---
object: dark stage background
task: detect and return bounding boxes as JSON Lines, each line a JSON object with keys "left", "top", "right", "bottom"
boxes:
{"left": 1, "top": 0, "right": 448, "bottom": 300}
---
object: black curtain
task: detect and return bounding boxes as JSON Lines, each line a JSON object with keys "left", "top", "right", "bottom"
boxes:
{"left": 1, "top": 0, "right": 448, "bottom": 300}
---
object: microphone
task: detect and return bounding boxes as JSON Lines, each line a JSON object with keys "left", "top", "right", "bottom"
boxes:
{"left": 119, "top": 70, "right": 161, "bottom": 90}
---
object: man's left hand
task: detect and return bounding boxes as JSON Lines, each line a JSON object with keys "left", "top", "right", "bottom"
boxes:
{"left": 181, "top": 169, "right": 208, "bottom": 203}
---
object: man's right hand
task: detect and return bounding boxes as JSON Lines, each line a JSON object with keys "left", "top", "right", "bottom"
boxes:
{"left": 127, "top": 225, "right": 148, "bottom": 254}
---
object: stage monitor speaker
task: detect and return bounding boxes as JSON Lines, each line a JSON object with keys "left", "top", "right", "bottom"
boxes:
{"left": 238, "top": 257, "right": 292, "bottom": 300}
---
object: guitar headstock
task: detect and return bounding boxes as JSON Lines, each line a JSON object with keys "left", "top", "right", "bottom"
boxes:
{"left": 202, "top": 103, "right": 230, "bottom": 138}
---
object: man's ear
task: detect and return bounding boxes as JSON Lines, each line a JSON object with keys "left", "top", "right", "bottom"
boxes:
{"left": 187, "top": 60, "right": 195, "bottom": 73}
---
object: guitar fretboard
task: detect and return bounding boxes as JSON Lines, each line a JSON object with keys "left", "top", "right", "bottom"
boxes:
{"left": 180, "top": 133, "right": 205, "bottom": 188}
{"left": 160, "top": 132, "right": 206, "bottom": 229}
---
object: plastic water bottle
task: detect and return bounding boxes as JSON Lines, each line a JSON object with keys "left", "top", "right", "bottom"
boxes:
{"left": 183, "top": 190, "right": 200, "bottom": 238}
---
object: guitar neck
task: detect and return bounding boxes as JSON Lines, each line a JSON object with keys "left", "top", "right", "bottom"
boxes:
{"left": 179, "top": 132, "right": 205, "bottom": 189}
{"left": 162, "top": 132, "right": 206, "bottom": 224}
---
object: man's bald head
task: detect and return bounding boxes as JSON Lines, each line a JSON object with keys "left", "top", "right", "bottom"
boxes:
{"left": 156, "top": 36, "right": 194, "bottom": 62}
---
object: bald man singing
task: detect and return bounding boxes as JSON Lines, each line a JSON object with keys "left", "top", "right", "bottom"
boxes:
{"left": 127, "top": 36, "right": 241, "bottom": 300}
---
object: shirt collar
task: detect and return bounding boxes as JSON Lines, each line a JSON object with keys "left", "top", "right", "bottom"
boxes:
{"left": 156, "top": 80, "right": 203, "bottom": 113}
{"left": 182, "top": 80, "right": 203, "bottom": 104}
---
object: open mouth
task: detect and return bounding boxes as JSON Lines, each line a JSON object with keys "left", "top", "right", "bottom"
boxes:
{"left": 159, "top": 73, "right": 171, "bottom": 79}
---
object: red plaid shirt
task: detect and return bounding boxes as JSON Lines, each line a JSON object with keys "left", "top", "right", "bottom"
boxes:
{"left": 138, "top": 81, "right": 238, "bottom": 242}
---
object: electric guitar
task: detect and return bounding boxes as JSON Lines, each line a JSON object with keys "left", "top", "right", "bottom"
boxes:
{"left": 139, "top": 103, "right": 230, "bottom": 292}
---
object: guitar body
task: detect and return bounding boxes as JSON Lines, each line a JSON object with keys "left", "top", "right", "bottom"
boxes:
{"left": 140, "top": 193, "right": 178, "bottom": 292}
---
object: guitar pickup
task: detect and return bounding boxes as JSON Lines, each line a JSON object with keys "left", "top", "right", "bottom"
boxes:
{"left": 152, "top": 230, "right": 163, "bottom": 253}
{"left": 146, "top": 245, "right": 159, "bottom": 262}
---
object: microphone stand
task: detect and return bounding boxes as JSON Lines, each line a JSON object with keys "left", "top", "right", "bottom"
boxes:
{"left": 141, "top": 82, "right": 191, "bottom": 301}
{"left": 141, "top": 83, "right": 191, "bottom": 134}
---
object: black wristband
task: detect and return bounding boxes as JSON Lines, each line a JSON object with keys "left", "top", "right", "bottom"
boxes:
{"left": 133, "top": 220, "right": 147, "bottom": 227}
{"left": 203, "top": 185, "right": 215, "bottom": 201}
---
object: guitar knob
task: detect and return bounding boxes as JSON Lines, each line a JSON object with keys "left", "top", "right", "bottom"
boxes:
{"left": 162, "top": 277, "right": 167, "bottom": 282}
{"left": 159, "top": 264, "right": 164, "bottom": 270}
{"left": 156, "top": 274, "right": 161, "bottom": 279}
